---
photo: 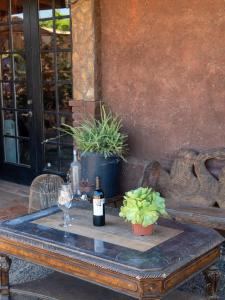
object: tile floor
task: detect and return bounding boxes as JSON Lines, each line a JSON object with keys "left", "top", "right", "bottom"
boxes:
{"left": 0, "top": 179, "right": 29, "bottom": 220}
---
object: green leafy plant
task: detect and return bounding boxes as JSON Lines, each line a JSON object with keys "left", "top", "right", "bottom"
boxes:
{"left": 59, "top": 105, "right": 128, "bottom": 160}
{"left": 119, "top": 187, "right": 167, "bottom": 227}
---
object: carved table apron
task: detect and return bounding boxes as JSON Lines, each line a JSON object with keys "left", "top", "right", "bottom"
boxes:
{"left": 0, "top": 203, "right": 223, "bottom": 300}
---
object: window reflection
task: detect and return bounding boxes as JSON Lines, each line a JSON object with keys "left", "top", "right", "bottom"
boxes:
{"left": 12, "top": 23, "right": 24, "bottom": 51}
{"left": 55, "top": 17, "right": 70, "bottom": 31}
{"left": 0, "top": 1, "right": 30, "bottom": 167}
{"left": 40, "top": 21, "right": 54, "bottom": 50}
{"left": 11, "top": 0, "right": 23, "bottom": 22}
{"left": 4, "top": 137, "right": 17, "bottom": 163}
{"left": 14, "top": 53, "right": 26, "bottom": 80}
{"left": 59, "top": 114, "right": 72, "bottom": 144}
{"left": 19, "top": 140, "right": 30, "bottom": 165}
{"left": 56, "top": 18, "right": 71, "bottom": 49}
{"left": 55, "top": 0, "right": 70, "bottom": 17}
{"left": 0, "top": 26, "right": 10, "bottom": 52}
{"left": 0, "top": 1, "right": 8, "bottom": 23}
{"left": 45, "top": 143, "right": 58, "bottom": 171}
{"left": 41, "top": 52, "right": 54, "bottom": 81}
{"left": 58, "top": 84, "right": 72, "bottom": 111}
{"left": 18, "top": 112, "right": 30, "bottom": 138}
{"left": 3, "top": 110, "right": 15, "bottom": 136}
{"left": 16, "top": 83, "right": 27, "bottom": 108}
{"left": 1, "top": 54, "right": 12, "bottom": 81}
{"left": 44, "top": 113, "right": 57, "bottom": 139}
{"left": 39, "top": 0, "right": 53, "bottom": 19}
{"left": 2, "top": 83, "right": 13, "bottom": 108}
{"left": 39, "top": 0, "right": 73, "bottom": 174}
{"left": 57, "top": 52, "right": 71, "bottom": 80}
{"left": 59, "top": 144, "right": 73, "bottom": 172}
{"left": 43, "top": 83, "right": 56, "bottom": 110}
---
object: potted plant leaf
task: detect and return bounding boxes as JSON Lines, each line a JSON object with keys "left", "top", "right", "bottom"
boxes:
{"left": 59, "top": 105, "right": 128, "bottom": 198}
{"left": 119, "top": 187, "right": 167, "bottom": 236}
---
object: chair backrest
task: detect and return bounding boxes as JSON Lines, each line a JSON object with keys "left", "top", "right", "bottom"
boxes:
{"left": 29, "top": 174, "right": 64, "bottom": 213}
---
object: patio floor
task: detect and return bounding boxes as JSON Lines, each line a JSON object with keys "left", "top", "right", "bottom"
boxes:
{"left": 0, "top": 179, "right": 29, "bottom": 221}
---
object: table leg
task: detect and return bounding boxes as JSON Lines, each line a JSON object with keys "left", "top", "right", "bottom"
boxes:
{"left": 203, "top": 265, "right": 220, "bottom": 300}
{"left": 0, "top": 255, "right": 11, "bottom": 296}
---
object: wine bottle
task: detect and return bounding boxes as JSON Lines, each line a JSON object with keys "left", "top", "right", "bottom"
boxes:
{"left": 70, "top": 149, "right": 81, "bottom": 197}
{"left": 93, "top": 176, "right": 105, "bottom": 226}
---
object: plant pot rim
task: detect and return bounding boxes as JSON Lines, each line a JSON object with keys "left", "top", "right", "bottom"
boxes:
{"left": 80, "top": 151, "right": 120, "bottom": 159}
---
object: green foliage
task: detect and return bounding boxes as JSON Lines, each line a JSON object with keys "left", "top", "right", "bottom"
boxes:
{"left": 59, "top": 106, "right": 128, "bottom": 160}
{"left": 40, "top": 11, "right": 70, "bottom": 31}
{"left": 119, "top": 187, "right": 168, "bottom": 227}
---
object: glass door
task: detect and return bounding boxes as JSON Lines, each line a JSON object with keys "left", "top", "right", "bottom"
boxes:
{"left": 39, "top": 0, "right": 73, "bottom": 174}
{"left": 0, "top": 0, "right": 35, "bottom": 183}
{"left": 0, "top": 0, "right": 73, "bottom": 184}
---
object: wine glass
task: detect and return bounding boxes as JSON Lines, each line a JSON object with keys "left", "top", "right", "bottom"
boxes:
{"left": 58, "top": 184, "right": 73, "bottom": 228}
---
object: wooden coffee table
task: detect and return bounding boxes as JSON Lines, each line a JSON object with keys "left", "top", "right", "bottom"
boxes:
{"left": 0, "top": 203, "right": 223, "bottom": 300}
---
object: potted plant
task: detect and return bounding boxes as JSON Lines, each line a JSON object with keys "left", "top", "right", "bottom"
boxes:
{"left": 59, "top": 105, "right": 128, "bottom": 198}
{"left": 119, "top": 187, "right": 167, "bottom": 236}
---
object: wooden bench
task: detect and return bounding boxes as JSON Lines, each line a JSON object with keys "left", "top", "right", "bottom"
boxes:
{"left": 136, "top": 149, "right": 225, "bottom": 234}
{"left": 167, "top": 205, "right": 225, "bottom": 234}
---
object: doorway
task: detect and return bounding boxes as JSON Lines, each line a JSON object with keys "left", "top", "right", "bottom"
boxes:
{"left": 0, "top": 0, "right": 73, "bottom": 184}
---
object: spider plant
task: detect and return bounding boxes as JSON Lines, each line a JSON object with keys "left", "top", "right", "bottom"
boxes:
{"left": 59, "top": 105, "right": 128, "bottom": 160}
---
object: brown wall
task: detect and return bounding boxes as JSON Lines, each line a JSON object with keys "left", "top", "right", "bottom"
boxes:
{"left": 100, "top": 0, "right": 225, "bottom": 188}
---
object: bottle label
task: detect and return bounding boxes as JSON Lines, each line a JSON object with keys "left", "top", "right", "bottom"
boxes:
{"left": 93, "top": 198, "right": 105, "bottom": 216}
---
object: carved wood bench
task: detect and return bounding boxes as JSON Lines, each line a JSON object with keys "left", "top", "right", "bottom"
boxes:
{"left": 139, "top": 148, "right": 225, "bottom": 233}
{"left": 167, "top": 205, "right": 225, "bottom": 233}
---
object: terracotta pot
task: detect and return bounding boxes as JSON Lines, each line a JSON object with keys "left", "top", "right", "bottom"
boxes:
{"left": 132, "top": 224, "right": 154, "bottom": 236}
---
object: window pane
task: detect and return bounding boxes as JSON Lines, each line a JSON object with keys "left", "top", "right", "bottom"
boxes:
{"left": 14, "top": 53, "right": 26, "bottom": 80}
{"left": 59, "top": 144, "right": 73, "bottom": 161}
{"left": 58, "top": 83, "right": 72, "bottom": 111}
{"left": 56, "top": 18, "right": 71, "bottom": 49}
{"left": 44, "top": 113, "right": 57, "bottom": 138}
{"left": 41, "top": 52, "right": 54, "bottom": 81}
{"left": 18, "top": 111, "right": 30, "bottom": 138}
{"left": 2, "top": 83, "right": 13, "bottom": 108}
{"left": 12, "top": 23, "right": 24, "bottom": 51}
{"left": 11, "top": 0, "right": 24, "bottom": 22}
{"left": 59, "top": 114, "right": 72, "bottom": 143}
{"left": 60, "top": 114, "right": 72, "bottom": 126}
{"left": 1, "top": 54, "right": 12, "bottom": 81}
{"left": 0, "top": 26, "right": 10, "bottom": 52}
{"left": 44, "top": 143, "right": 58, "bottom": 171}
{"left": 57, "top": 52, "right": 71, "bottom": 81}
{"left": 19, "top": 139, "right": 30, "bottom": 165}
{"left": 59, "top": 144, "right": 73, "bottom": 172}
{"left": 16, "top": 83, "right": 27, "bottom": 108}
{"left": 43, "top": 83, "right": 55, "bottom": 110}
{"left": 39, "top": 0, "right": 53, "bottom": 19}
{"left": 4, "top": 137, "right": 17, "bottom": 163}
{"left": 3, "top": 110, "right": 16, "bottom": 136}
{"left": 55, "top": 0, "right": 70, "bottom": 17}
{"left": 0, "top": 1, "right": 8, "bottom": 23}
{"left": 40, "top": 20, "right": 54, "bottom": 50}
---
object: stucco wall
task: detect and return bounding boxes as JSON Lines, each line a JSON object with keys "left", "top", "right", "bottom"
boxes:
{"left": 100, "top": 0, "right": 225, "bottom": 189}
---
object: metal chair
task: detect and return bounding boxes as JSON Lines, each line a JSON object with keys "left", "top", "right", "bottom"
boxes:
{"left": 28, "top": 174, "right": 64, "bottom": 213}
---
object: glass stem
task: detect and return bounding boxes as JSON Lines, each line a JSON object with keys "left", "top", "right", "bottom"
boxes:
{"left": 64, "top": 210, "right": 70, "bottom": 227}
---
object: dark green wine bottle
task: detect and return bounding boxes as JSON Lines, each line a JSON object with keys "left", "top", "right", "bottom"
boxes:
{"left": 93, "top": 176, "right": 105, "bottom": 226}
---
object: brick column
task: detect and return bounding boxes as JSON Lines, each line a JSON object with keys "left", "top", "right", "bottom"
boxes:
{"left": 70, "top": 0, "right": 101, "bottom": 125}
